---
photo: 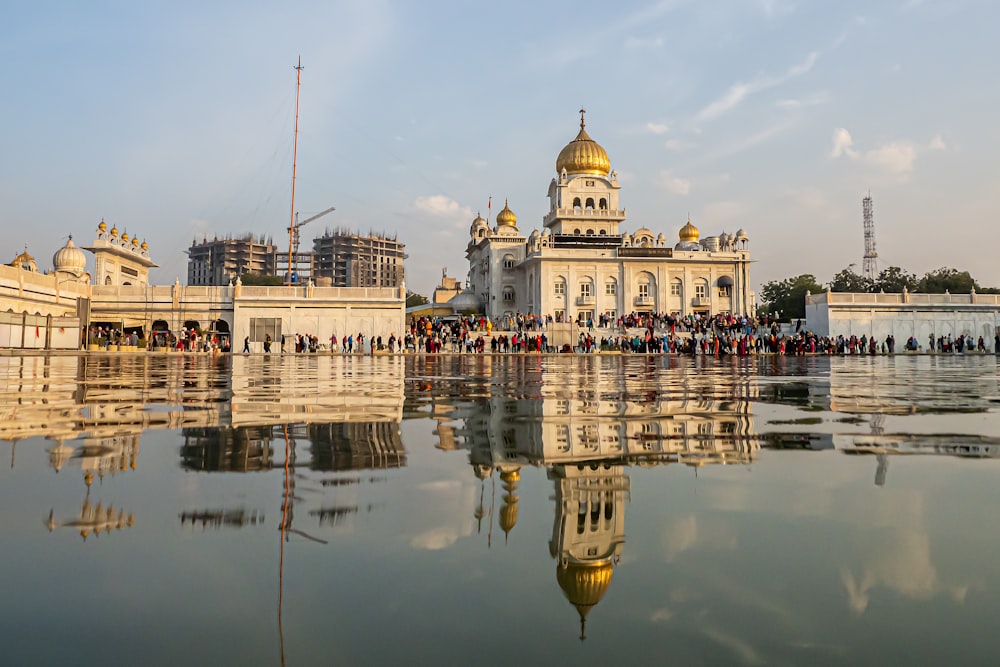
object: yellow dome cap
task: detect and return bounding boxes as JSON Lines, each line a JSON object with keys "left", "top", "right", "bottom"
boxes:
{"left": 98, "top": 219, "right": 107, "bottom": 232}
{"left": 679, "top": 219, "right": 700, "bottom": 243}
{"left": 110, "top": 225, "right": 119, "bottom": 237}
{"left": 496, "top": 200, "right": 517, "bottom": 227}
{"left": 140, "top": 240, "right": 148, "bottom": 250}
{"left": 556, "top": 110, "right": 611, "bottom": 176}
{"left": 121, "top": 232, "right": 129, "bottom": 243}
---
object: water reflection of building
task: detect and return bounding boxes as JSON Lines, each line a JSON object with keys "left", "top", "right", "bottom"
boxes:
{"left": 46, "top": 498, "right": 135, "bottom": 541}
{"left": 433, "top": 359, "right": 760, "bottom": 639}
{"left": 179, "top": 422, "right": 405, "bottom": 473}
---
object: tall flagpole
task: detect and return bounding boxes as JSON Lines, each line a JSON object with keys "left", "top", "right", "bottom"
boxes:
{"left": 287, "top": 56, "right": 303, "bottom": 284}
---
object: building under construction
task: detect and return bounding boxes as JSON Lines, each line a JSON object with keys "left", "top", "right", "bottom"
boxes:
{"left": 312, "top": 228, "right": 406, "bottom": 288}
{"left": 187, "top": 234, "right": 278, "bottom": 286}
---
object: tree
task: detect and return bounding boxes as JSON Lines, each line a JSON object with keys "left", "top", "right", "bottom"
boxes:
{"left": 405, "top": 291, "right": 429, "bottom": 308}
{"left": 872, "top": 266, "right": 918, "bottom": 293}
{"left": 239, "top": 273, "right": 284, "bottom": 286}
{"left": 759, "top": 274, "right": 824, "bottom": 321}
{"left": 917, "top": 267, "right": 977, "bottom": 294}
{"left": 828, "top": 264, "right": 872, "bottom": 292}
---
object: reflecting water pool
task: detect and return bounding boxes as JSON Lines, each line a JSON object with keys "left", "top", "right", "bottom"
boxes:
{"left": 2, "top": 353, "right": 999, "bottom": 666}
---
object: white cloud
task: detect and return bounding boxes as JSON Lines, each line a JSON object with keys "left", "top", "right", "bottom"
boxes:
{"left": 830, "top": 128, "right": 945, "bottom": 178}
{"left": 698, "top": 51, "right": 819, "bottom": 121}
{"left": 775, "top": 90, "right": 831, "bottom": 109}
{"left": 663, "top": 138, "right": 688, "bottom": 152}
{"left": 658, "top": 170, "right": 692, "bottom": 195}
{"left": 414, "top": 195, "right": 474, "bottom": 221}
{"left": 646, "top": 122, "right": 670, "bottom": 135}
{"left": 830, "top": 128, "right": 857, "bottom": 158}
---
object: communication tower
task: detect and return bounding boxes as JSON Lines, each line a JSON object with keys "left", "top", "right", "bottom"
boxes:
{"left": 862, "top": 192, "right": 878, "bottom": 281}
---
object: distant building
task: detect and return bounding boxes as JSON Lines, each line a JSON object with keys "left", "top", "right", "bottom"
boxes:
{"left": 313, "top": 228, "right": 406, "bottom": 288}
{"left": 187, "top": 235, "right": 277, "bottom": 286}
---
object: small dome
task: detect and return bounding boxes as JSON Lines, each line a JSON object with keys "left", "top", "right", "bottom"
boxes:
{"left": 110, "top": 225, "right": 119, "bottom": 237}
{"left": 735, "top": 228, "right": 748, "bottom": 241}
{"left": 496, "top": 200, "right": 517, "bottom": 227}
{"left": 448, "top": 290, "right": 481, "bottom": 313}
{"left": 53, "top": 236, "right": 87, "bottom": 273}
{"left": 10, "top": 247, "right": 37, "bottom": 271}
{"left": 121, "top": 232, "right": 129, "bottom": 243}
{"left": 98, "top": 219, "right": 107, "bottom": 232}
{"left": 470, "top": 212, "right": 489, "bottom": 236}
{"left": 131, "top": 236, "right": 139, "bottom": 247}
{"left": 679, "top": 219, "right": 700, "bottom": 243}
{"left": 556, "top": 110, "right": 611, "bottom": 176}
{"left": 141, "top": 240, "right": 148, "bottom": 250}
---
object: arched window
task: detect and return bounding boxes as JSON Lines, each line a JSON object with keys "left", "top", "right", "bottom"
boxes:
{"left": 599, "top": 198, "right": 608, "bottom": 210}
{"left": 503, "top": 254, "right": 515, "bottom": 269}
{"left": 502, "top": 287, "right": 515, "bottom": 303}
{"left": 574, "top": 228, "right": 581, "bottom": 235}
{"left": 695, "top": 279, "right": 709, "bottom": 299}
{"left": 586, "top": 229, "right": 595, "bottom": 236}
{"left": 573, "top": 197, "right": 582, "bottom": 210}
{"left": 104, "top": 275, "right": 112, "bottom": 285}
{"left": 585, "top": 197, "right": 595, "bottom": 210}
{"left": 670, "top": 278, "right": 683, "bottom": 297}
{"left": 605, "top": 278, "right": 617, "bottom": 296}
{"left": 478, "top": 229, "right": 486, "bottom": 238}
{"left": 554, "top": 277, "right": 567, "bottom": 296}
{"left": 599, "top": 230, "right": 607, "bottom": 235}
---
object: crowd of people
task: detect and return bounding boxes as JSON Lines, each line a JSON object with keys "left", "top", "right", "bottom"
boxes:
{"left": 90, "top": 311, "right": 1000, "bottom": 356}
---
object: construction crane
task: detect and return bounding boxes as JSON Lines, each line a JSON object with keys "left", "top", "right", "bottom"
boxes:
{"left": 289, "top": 206, "right": 335, "bottom": 255}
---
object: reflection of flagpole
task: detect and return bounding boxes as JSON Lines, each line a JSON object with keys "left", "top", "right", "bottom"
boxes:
{"left": 278, "top": 426, "right": 291, "bottom": 667}
{"left": 487, "top": 470, "right": 495, "bottom": 549}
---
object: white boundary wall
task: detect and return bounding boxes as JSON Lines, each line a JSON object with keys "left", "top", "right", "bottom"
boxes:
{"left": 805, "top": 291, "right": 1000, "bottom": 349}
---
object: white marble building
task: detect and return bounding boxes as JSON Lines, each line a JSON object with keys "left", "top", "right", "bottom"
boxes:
{"left": 805, "top": 289, "right": 1000, "bottom": 346}
{"left": 466, "top": 112, "right": 754, "bottom": 323}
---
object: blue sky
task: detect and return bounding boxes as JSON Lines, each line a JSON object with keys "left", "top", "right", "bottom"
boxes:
{"left": 2, "top": 0, "right": 997, "bottom": 297}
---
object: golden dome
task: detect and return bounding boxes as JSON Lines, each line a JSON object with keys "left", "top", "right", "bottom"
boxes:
{"left": 556, "top": 110, "right": 611, "bottom": 176}
{"left": 121, "top": 232, "right": 129, "bottom": 243}
{"left": 140, "top": 240, "right": 148, "bottom": 250}
{"left": 131, "top": 236, "right": 139, "bottom": 246}
{"left": 496, "top": 200, "right": 517, "bottom": 227}
{"left": 98, "top": 219, "right": 107, "bottom": 232}
{"left": 12, "top": 249, "right": 34, "bottom": 265}
{"left": 679, "top": 219, "right": 700, "bottom": 243}
{"left": 557, "top": 561, "right": 615, "bottom": 640}
{"left": 110, "top": 225, "right": 119, "bottom": 237}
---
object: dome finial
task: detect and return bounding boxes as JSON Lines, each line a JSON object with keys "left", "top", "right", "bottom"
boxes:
{"left": 579, "top": 107, "right": 586, "bottom": 129}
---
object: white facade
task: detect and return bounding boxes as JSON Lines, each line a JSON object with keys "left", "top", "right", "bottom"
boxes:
{"left": 805, "top": 290, "right": 1000, "bottom": 345}
{"left": 466, "top": 114, "right": 753, "bottom": 322}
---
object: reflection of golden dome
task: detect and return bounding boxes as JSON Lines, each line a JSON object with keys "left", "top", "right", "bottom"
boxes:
{"left": 679, "top": 219, "right": 700, "bottom": 243}
{"left": 557, "top": 561, "right": 615, "bottom": 640}
{"left": 500, "top": 469, "right": 520, "bottom": 483}
{"left": 496, "top": 200, "right": 517, "bottom": 228}
{"left": 98, "top": 219, "right": 107, "bottom": 232}
{"left": 499, "top": 468, "right": 520, "bottom": 538}
{"left": 556, "top": 111, "right": 611, "bottom": 176}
